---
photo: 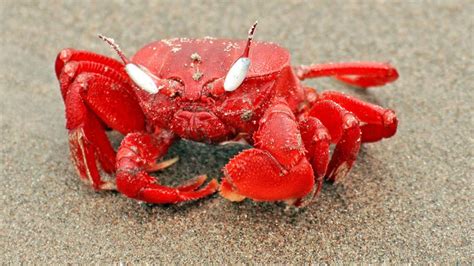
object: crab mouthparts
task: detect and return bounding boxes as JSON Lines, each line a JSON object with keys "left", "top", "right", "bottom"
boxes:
{"left": 171, "top": 110, "right": 230, "bottom": 142}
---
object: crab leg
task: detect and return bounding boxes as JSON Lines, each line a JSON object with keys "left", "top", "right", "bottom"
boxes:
{"left": 296, "top": 117, "right": 331, "bottom": 206}
{"left": 65, "top": 73, "right": 145, "bottom": 188}
{"left": 55, "top": 49, "right": 125, "bottom": 79}
{"left": 294, "top": 62, "right": 399, "bottom": 88}
{"left": 56, "top": 49, "right": 145, "bottom": 189}
{"left": 307, "top": 100, "right": 362, "bottom": 182}
{"left": 220, "top": 98, "right": 314, "bottom": 203}
{"left": 56, "top": 49, "right": 129, "bottom": 99}
{"left": 319, "top": 91, "right": 398, "bottom": 142}
{"left": 68, "top": 113, "right": 116, "bottom": 189}
{"left": 116, "top": 131, "right": 218, "bottom": 204}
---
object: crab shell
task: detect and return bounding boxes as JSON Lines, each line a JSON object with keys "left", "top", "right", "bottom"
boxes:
{"left": 129, "top": 38, "right": 303, "bottom": 143}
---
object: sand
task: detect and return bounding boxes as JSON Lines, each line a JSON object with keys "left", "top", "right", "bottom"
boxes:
{"left": 1, "top": 0, "right": 472, "bottom": 263}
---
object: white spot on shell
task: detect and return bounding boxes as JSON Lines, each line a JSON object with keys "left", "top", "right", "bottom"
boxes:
{"left": 192, "top": 71, "right": 203, "bottom": 81}
{"left": 125, "top": 64, "right": 159, "bottom": 94}
{"left": 162, "top": 39, "right": 174, "bottom": 46}
{"left": 224, "top": 57, "right": 250, "bottom": 92}
{"left": 171, "top": 47, "right": 181, "bottom": 53}
{"left": 224, "top": 42, "right": 240, "bottom": 52}
{"left": 190, "top": 52, "right": 201, "bottom": 62}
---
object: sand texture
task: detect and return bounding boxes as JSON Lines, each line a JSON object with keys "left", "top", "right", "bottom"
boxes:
{"left": 1, "top": 0, "right": 473, "bottom": 263}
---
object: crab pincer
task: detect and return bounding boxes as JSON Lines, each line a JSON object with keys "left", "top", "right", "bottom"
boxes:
{"left": 220, "top": 98, "right": 316, "bottom": 205}
{"left": 115, "top": 130, "right": 218, "bottom": 204}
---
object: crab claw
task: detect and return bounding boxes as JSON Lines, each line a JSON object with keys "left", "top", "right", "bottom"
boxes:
{"left": 221, "top": 149, "right": 314, "bottom": 203}
{"left": 116, "top": 131, "right": 218, "bottom": 204}
{"left": 219, "top": 98, "right": 315, "bottom": 204}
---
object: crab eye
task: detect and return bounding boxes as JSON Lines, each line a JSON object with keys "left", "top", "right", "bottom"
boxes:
{"left": 223, "top": 21, "right": 258, "bottom": 92}
{"left": 125, "top": 63, "right": 159, "bottom": 94}
{"left": 98, "top": 34, "right": 161, "bottom": 94}
{"left": 224, "top": 57, "right": 251, "bottom": 92}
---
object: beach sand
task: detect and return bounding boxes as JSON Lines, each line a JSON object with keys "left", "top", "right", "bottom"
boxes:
{"left": 1, "top": 0, "right": 472, "bottom": 263}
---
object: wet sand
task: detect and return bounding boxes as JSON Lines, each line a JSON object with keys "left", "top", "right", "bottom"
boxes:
{"left": 1, "top": 0, "right": 472, "bottom": 263}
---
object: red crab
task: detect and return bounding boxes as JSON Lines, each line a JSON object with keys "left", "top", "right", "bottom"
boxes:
{"left": 55, "top": 22, "right": 398, "bottom": 207}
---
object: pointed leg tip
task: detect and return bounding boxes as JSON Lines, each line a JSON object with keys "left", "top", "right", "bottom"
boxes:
{"left": 206, "top": 178, "right": 219, "bottom": 192}
{"left": 147, "top": 156, "right": 179, "bottom": 172}
{"left": 326, "top": 162, "right": 351, "bottom": 184}
{"left": 283, "top": 198, "right": 300, "bottom": 206}
{"left": 99, "top": 181, "right": 117, "bottom": 190}
{"left": 219, "top": 179, "right": 246, "bottom": 202}
{"left": 195, "top": 174, "right": 208, "bottom": 184}
{"left": 177, "top": 175, "right": 208, "bottom": 192}
{"left": 179, "top": 177, "right": 219, "bottom": 201}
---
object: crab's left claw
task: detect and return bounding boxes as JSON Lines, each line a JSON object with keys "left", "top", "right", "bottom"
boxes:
{"left": 116, "top": 131, "right": 218, "bottom": 204}
{"left": 220, "top": 98, "right": 316, "bottom": 205}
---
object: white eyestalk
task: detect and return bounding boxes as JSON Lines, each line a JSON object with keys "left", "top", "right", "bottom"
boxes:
{"left": 224, "top": 57, "right": 251, "bottom": 92}
{"left": 98, "top": 34, "right": 159, "bottom": 94}
{"left": 125, "top": 64, "right": 159, "bottom": 94}
{"left": 223, "top": 21, "right": 258, "bottom": 92}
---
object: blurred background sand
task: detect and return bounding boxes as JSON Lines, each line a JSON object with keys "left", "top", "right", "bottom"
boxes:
{"left": 1, "top": 0, "right": 472, "bottom": 263}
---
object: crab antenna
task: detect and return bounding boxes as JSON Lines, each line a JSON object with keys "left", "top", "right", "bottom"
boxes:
{"left": 242, "top": 21, "right": 258, "bottom": 57}
{"left": 98, "top": 34, "right": 130, "bottom": 64}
